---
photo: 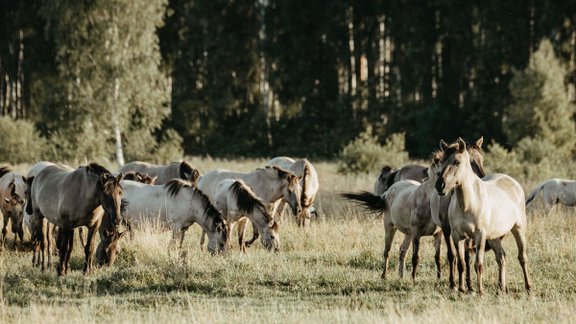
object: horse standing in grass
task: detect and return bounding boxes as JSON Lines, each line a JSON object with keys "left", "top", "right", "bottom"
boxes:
{"left": 373, "top": 164, "right": 428, "bottom": 196}
{"left": 214, "top": 179, "right": 280, "bottom": 252}
{"left": 343, "top": 166, "right": 442, "bottom": 280}
{"left": 436, "top": 138, "right": 531, "bottom": 295}
{"left": 120, "top": 179, "right": 228, "bottom": 255}
{"left": 120, "top": 161, "right": 200, "bottom": 185}
{"left": 0, "top": 168, "right": 27, "bottom": 249}
{"left": 266, "top": 157, "right": 319, "bottom": 226}
{"left": 26, "top": 163, "right": 125, "bottom": 275}
{"left": 526, "top": 179, "right": 576, "bottom": 214}
{"left": 197, "top": 166, "right": 301, "bottom": 250}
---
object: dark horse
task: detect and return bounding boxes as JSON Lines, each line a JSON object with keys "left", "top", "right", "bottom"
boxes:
{"left": 26, "top": 163, "right": 125, "bottom": 275}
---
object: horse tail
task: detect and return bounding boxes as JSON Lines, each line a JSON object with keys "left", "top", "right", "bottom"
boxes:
{"left": 340, "top": 191, "right": 388, "bottom": 213}
{"left": 25, "top": 176, "right": 35, "bottom": 215}
{"left": 526, "top": 182, "right": 545, "bottom": 205}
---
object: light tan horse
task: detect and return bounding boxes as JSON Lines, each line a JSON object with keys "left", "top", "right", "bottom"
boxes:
{"left": 436, "top": 138, "right": 531, "bottom": 295}
{"left": 342, "top": 165, "right": 442, "bottom": 281}
{"left": 526, "top": 179, "right": 576, "bottom": 214}
{"left": 214, "top": 179, "right": 280, "bottom": 252}
{"left": 0, "top": 169, "right": 27, "bottom": 249}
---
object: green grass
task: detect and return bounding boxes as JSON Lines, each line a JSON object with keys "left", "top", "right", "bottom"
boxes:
{"left": 1, "top": 159, "right": 576, "bottom": 323}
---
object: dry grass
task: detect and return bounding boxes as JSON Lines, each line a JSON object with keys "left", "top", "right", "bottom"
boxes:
{"left": 1, "top": 158, "right": 576, "bottom": 323}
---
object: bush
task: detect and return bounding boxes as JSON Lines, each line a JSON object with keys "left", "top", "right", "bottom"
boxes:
{"left": 0, "top": 117, "right": 47, "bottom": 163}
{"left": 483, "top": 141, "right": 524, "bottom": 180}
{"left": 153, "top": 128, "right": 184, "bottom": 164}
{"left": 337, "top": 130, "right": 409, "bottom": 174}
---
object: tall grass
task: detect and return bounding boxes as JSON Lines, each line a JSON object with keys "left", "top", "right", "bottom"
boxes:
{"left": 1, "top": 158, "right": 575, "bottom": 323}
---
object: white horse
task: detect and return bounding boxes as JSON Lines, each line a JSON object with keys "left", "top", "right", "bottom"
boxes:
{"left": 526, "top": 179, "right": 576, "bottom": 214}
{"left": 214, "top": 179, "right": 280, "bottom": 252}
{"left": 342, "top": 165, "right": 442, "bottom": 280}
{"left": 197, "top": 166, "right": 301, "bottom": 249}
{"left": 121, "top": 179, "right": 228, "bottom": 254}
{"left": 267, "top": 157, "right": 319, "bottom": 226}
{"left": 436, "top": 138, "right": 531, "bottom": 295}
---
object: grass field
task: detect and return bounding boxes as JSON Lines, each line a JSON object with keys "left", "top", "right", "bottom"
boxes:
{"left": 1, "top": 159, "right": 576, "bottom": 323}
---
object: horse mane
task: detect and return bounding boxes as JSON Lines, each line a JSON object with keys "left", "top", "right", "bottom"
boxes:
{"left": 164, "top": 179, "right": 192, "bottom": 197}
{"left": 193, "top": 188, "right": 224, "bottom": 226}
{"left": 230, "top": 180, "right": 268, "bottom": 217}
{"left": 386, "top": 170, "right": 399, "bottom": 189}
{"left": 86, "top": 163, "right": 112, "bottom": 176}
{"left": 301, "top": 163, "right": 310, "bottom": 206}
{"left": 179, "top": 161, "right": 199, "bottom": 181}
{"left": 0, "top": 166, "right": 11, "bottom": 179}
{"left": 266, "top": 165, "right": 293, "bottom": 179}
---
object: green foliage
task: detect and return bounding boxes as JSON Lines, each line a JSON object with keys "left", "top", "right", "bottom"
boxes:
{"left": 0, "top": 117, "right": 46, "bottom": 163}
{"left": 483, "top": 141, "right": 524, "bottom": 180}
{"left": 338, "top": 130, "right": 409, "bottom": 174}
{"left": 153, "top": 129, "right": 184, "bottom": 163}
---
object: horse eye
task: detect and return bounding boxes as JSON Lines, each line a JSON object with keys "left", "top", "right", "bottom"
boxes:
{"left": 455, "top": 161, "right": 461, "bottom": 166}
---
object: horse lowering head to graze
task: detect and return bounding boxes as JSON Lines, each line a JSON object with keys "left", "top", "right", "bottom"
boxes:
{"left": 120, "top": 178, "right": 228, "bottom": 255}
{"left": 119, "top": 161, "right": 200, "bottom": 185}
{"left": 27, "top": 163, "right": 125, "bottom": 275}
{"left": 526, "top": 179, "right": 576, "bottom": 214}
{"left": 122, "top": 172, "right": 157, "bottom": 184}
{"left": 435, "top": 138, "right": 531, "bottom": 295}
{"left": 214, "top": 179, "right": 280, "bottom": 252}
{"left": 0, "top": 170, "right": 27, "bottom": 249}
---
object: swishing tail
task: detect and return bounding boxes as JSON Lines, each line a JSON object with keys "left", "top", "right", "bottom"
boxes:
{"left": 25, "top": 176, "right": 35, "bottom": 215}
{"left": 526, "top": 182, "right": 545, "bottom": 205}
{"left": 340, "top": 191, "right": 388, "bottom": 213}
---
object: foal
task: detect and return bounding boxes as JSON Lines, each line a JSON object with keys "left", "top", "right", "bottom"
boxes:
{"left": 436, "top": 138, "right": 531, "bottom": 294}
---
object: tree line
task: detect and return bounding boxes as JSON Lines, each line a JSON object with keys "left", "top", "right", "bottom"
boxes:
{"left": 1, "top": 0, "right": 575, "bottom": 164}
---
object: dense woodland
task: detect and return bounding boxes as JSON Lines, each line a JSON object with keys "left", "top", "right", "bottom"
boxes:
{"left": 0, "top": 0, "right": 575, "bottom": 164}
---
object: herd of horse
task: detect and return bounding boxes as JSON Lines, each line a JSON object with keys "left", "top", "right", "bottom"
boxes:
{"left": 0, "top": 140, "right": 574, "bottom": 296}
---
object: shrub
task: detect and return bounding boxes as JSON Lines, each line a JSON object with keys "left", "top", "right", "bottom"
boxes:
{"left": 337, "top": 130, "right": 409, "bottom": 174}
{"left": 483, "top": 141, "right": 524, "bottom": 180}
{"left": 0, "top": 117, "right": 47, "bottom": 163}
{"left": 153, "top": 128, "right": 184, "bottom": 164}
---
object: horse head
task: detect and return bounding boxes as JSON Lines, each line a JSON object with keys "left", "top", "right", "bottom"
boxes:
{"left": 4, "top": 181, "right": 25, "bottom": 232}
{"left": 467, "top": 136, "right": 486, "bottom": 178}
{"left": 435, "top": 138, "right": 471, "bottom": 196}
{"left": 261, "top": 219, "right": 280, "bottom": 252}
{"left": 96, "top": 228, "right": 128, "bottom": 267}
{"left": 89, "top": 164, "right": 124, "bottom": 229}
{"left": 208, "top": 213, "right": 228, "bottom": 255}
{"left": 272, "top": 167, "right": 302, "bottom": 216}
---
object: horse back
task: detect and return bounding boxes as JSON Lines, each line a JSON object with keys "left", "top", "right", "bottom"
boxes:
{"left": 483, "top": 174, "right": 526, "bottom": 234}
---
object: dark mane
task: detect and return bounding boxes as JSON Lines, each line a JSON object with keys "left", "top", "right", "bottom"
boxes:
{"left": 193, "top": 188, "right": 224, "bottom": 225}
{"left": 179, "top": 161, "right": 193, "bottom": 178}
{"left": 230, "top": 180, "right": 267, "bottom": 216}
{"left": 266, "top": 165, "right": 292, "bottom": 178}
{"left": 386, "top": 170, "right": 399, "bottom": 189}
{"left": 86, "top": 163, "right": 112, "bottom": 176}
{"left": 164, "top": 179, "right": 192, "bottom": 197}
{"left": 0, "top": 166, "right": 11, "bottom": 179}
{"left": 466, "top": 139, "right": 485, "bottom": 154}
{"left": 301, "top": 163, "right": 310, "bottom": 206}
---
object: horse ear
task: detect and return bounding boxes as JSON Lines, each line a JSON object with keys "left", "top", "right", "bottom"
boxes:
{"left": 457, "top": 137, "right": 466, "bottom": 152}
{"left": 382, "top": 166, "right": 392, "bottom": 174}
{"left": 192, "top": 169, "right": 200, "bottom": 180}
{"left": 22, "top": 176, "right": 27, "bottom": 184}
{"left": 99, "top": 173, "right": 111, "bottom": 184}
{"left": 439, "top": 140, "right": 448, "bottom": 151}
{"left": 475, "top": 136, "right": 484, "bottom": 149}
{"left": 4, "top": 197, "right": 9, "bottom": 203}
{"left": 151, "top": 176, "right": 158, "bottom": 184}
{"left": 115, "top": 173, "right": 123, "bottom": 182}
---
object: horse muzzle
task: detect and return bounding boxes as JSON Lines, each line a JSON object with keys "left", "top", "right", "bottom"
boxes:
{"left": 435, "top": 179, "right": 447, "bottom": 196}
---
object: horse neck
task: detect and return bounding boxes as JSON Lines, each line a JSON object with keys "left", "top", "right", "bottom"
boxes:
{"left": 453, "top": 166, "right": 483, "bottom": 213}
{"left": 250, "top": 207, "right": 272, "bottom": 234}
{"left": 191, "top": 193, "right": 220, "bottom": 233}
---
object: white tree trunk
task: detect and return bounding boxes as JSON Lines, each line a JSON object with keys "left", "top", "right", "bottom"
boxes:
{"left": 113, "top": 77, "right": 125, "bottom": 166}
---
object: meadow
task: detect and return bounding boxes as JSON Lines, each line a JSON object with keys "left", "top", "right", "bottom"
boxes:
{"left": 1, "top": 158, "right": 576, "bottom": 323}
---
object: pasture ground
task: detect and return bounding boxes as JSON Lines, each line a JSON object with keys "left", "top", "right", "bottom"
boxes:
{"left": 1, "top": 159, "right": 576, "bottom": 323}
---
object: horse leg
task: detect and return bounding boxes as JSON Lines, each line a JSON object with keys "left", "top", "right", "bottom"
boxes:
{"left": 179, "top": 229, "right": 187, "bottom": 259}
{"left": 455, "top": 238, "right": 467, "bottom": 293}
{"left": 490, "top": 239, "right": 507, "bottom": 294}
{"left": 56, "top": 228, "right": 67, "bottom": 276}
{"left": 199, "top": 230, "right": 207, "bottom": 251}
{"left": 83, "top": 222, "right": 100, "bottom": 275}
{"left": 434, "top": 232, "right": 442, "bottom": 279}
{"left": 1, "top": 217, "right": 8, "bottom": 250}
{"left": 398, "top": 234, "right": 411, "bottom": 279}
{"left": 465, "top": 240, "right": 474, "bottom": 292}
{"left": 474, "top": 232, "right": 487, "bottom": 296}
{"left": 16, "top": 227, "right": 24, "bottom": 250}
{"left": 46, "top": 223, "right": 52, "bottom": 270}
{"left": 511, "top": 225, "right": 532, "bottom": 293}
{"left": 411, "top": 234, "right": 421, "bottom": 281}
{"left": 40, "top": 218, "right": 49, "bottom": 271}
{"left": 442, "top": 224, "right": 456, "bottom": 290}
{"left": 237, "top": 218, "right": 248, "bottom": 253}
{"left": 78, "top": 227, "right": 87, "bottom": 248}
{"left": 245, "top": 222, "right": 259, "bottom": 247}
{"left": 381, "top": 226, "right": 396, "bottom": 279}
{"left": 64, "top": 229, "right": 74, "bottom": 275}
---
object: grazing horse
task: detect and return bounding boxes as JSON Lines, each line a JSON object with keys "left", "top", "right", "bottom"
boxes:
{"left": 342, "top": 167, "right": 442, "bottom": 280}
{"left": 373, "top": 164, "right": 428, "bottom": 196}
{"left": 26, "top": 163, "right": 125, "bottom": 275}
{"left": 119, "top": 161, "right": 200, "bottom": 185}
{"left": 120, "top": 179, "right": 228, "bottom": 254}
{"left": 0, "top": 169, "right": 27, "bottom": 249}
{"left": 122, "top": 172, "right": 157, "bottom": 185}
{"left": 266, "top": 157, "right": 320, "bottom": 226}
{"left": 526, "top": 179, "right": 576, "bottom": 214}
{"left": 436, "top": 138, "right": 531, "bottom": 295}
{"left": 214, "top": 179, "right": 280, "bottom": 252}
{"left": 197, "top": 166, "right": 302, "bottom": 250}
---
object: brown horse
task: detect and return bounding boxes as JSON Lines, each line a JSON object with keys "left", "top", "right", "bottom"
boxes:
{"left": 119, "top": 161, "right": 200, "bottom": 185}
{"left": 26, "top": 163, "right": 125, "bottom": 275}
{"left": 0, "top": 168, "right": 27, "bottom": 249}
{"left": 374, "top": 165, "right": 428, "bottom": 196}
